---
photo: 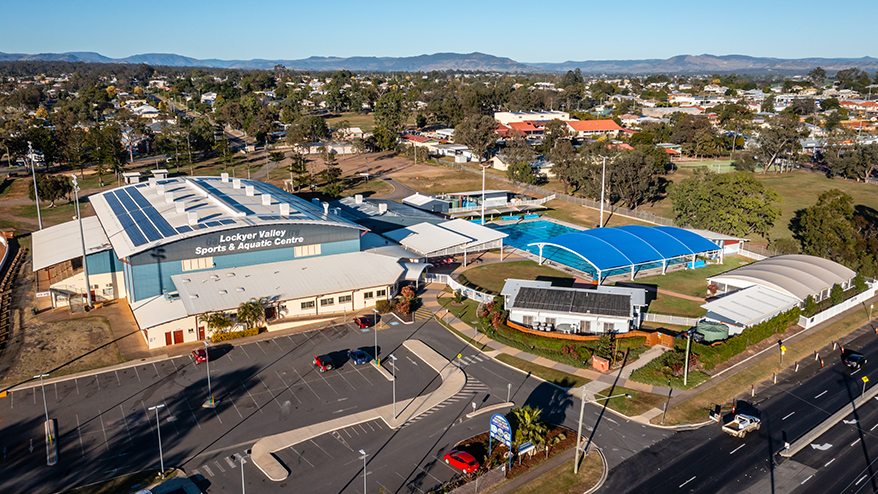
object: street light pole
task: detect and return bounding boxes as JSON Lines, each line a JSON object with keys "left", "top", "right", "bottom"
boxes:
{"left": 596, "top": 154, "right": 619, "bottom": 228}
{"left": 29, "top": 141, "right": 42, "bottom": 230}
{"left": 507, "top": 383, "right": 512, "bottom": 404}
{"left": 203, "top": 341, "right": 218, "bottom": 408}
{"left": 359, "top": 449, "right": 368, "bottom": 494}
{"left": 480, "top": 163, "right": 487, "bottom": 225}
{"left": 238, "top": 453, "right": 250, "bottom": 494}
{"left": 574, "top": 391, "right": 631, "bottom": 474}
{"left": 35, "top": 374, "right": 50, "bottom": 425}
{"left": 71, "top": 175, "right": 92, "bottom": 308}
{"left": 149, "top": 404, "right": 166, "bottom": 474}
{"left": 661, "top": 378, "right": 672, "bottom": 425}
{"left": 372, "top": 308, "right": 379, "bottom": 365}
{"left": 389, "top": 354, "right": 398, "bottom": 419}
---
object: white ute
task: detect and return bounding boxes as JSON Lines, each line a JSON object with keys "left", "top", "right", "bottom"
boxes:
{"left": 722, "top": 414, "right": 761, "bottom": 438}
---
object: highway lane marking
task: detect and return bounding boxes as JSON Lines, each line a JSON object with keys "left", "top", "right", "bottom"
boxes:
{"left": 679, "top": 476, "right": 696, "bottom": 488}
{"left": 815, "top": 390, "right": 828, "bottom": 399}
{"left": 857, "top": 475, "right": 868, "bottom": 486}
{"left": 133, "top": 366, "right": 140, "bottom": 382}
{"left": 730, "top": 444, "right": 746, "bottom": 455}
{"left": 97, "top": 409, "right": 110, "bottom": 452}
{"left": 240, "top": 378, "right": 263, "bottom": 414}
{"left": 119, "top": 405, "right": 134, "bottom": 446}
{"left": 273, "top": 371, "right": 303, "bottom": 405}
{"left": 825, "top": 458, "right": 835, "bottom": 467}
{"left": 75, "top": 414, "right": 85, "bottom": 457}
{"left": 290, "top": 447, "right": 315, "bottom": 467}
{"left": 802, "top": 475, "right": 813, "bottom": 485}
{"left": 852, "top": 438, "right": 861, "bottom": 446}
{"left": 783, "top": 412, "right": 796, "bottom": 420}
{"left": 309, "top": 439, "right": 334, "bottom": 460}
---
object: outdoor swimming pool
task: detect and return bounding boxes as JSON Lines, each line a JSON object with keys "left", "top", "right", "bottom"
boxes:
{"left": 488, "top": 220, "right": 601, "bottom": 276}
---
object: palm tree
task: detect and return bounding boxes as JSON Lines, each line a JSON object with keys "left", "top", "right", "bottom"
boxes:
{"left": 509, "top": 406, "right": 548, "bottom": 446}
{"left": 237, "top": 297, "right": 266, "bottom": 330}
{"left": 199, "top": 312, "right": 233, "bottom": 337}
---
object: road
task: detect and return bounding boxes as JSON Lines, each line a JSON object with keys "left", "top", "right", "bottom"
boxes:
{"left": 1, "top": 316, "right": 668, "bottom": 493}
{"left": 599, "top": 322, "right": 878, "bottom": 494}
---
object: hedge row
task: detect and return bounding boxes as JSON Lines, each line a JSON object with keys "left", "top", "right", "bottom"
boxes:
{"left": 211, "top": 327, "right": 260, "bottom": 342}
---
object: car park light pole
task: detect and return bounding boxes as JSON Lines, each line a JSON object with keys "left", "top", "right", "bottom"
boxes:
{"left": 149, "top": 404, "right": 166, "bottom": 474}
{"left": 372, "top": 308, "right": 379, "bottom": 365}
{"left": 238, "top": 453, "right": 250, "bottom": 494}
{"left": 29, "top": 141, "right": 42, "bottom": 230}
{"left": 389, "top": 354, "right": 398, "bottom": 419}
{"left": 574, "top": 390, "right": 631, "bottom": 474}
{"left": 71, "top": 175, "right": 92, "bottom": 308}
{"left": 359, "top": 449, "right": 368, "bottom": 494}
{"left": 203, "top": 341, "right": 218, "bottom": 408}
{"left": 34, "top": 373, "right": 50, "bottom": 426}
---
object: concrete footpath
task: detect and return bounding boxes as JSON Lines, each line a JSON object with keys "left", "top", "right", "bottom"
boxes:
{"left": 251, "top": 339, "right": 465, "bottom": 481}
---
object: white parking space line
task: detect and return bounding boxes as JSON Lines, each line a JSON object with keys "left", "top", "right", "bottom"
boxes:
{"left": 75, "top": 379, "right": 79, "bottom": 395}
{"left": 201, "top": 465, "right": 214, "bottom": 477}
{"left": 94, "top": 375, "right": 101, "bottom": 391}
{"left": 856, "top": 475, "right": 868, "bottom": 485}
{"left": 825, "top": 458, "right": 835, "bottom": 467}
{"left": 256, "top": 342, "right": 268, "bottom": 355}
{"left": 220, "top": 383, "right": 244, "bottom": 419}
{"left": 273, "top": 339, "right": 284, "bottom": 352}
{"left": 274, "top": 371, "right": 303, "bottom": 405}
{"left": 293, "top": 368, "right": 322, "bottom": 400}
{"left": 414, "top": 463, "right": 444, "bottom": 483}
{"left": 783, "top": 412, "right": 796, "bottom": 420}
{"left": 679, "top": 476, "right": 696, "bottom": 488}
{"left": 239, "top": 345, "right": 252, "bottom": 360}
{"left": 309, "top": 439, "right": 335, "bottom": 460}
{"left": 290, "top": 447, "right": 315, "bottom": 468}
{"left": 114, "top": 370, "right": 121, "bottom": 387}
{"left": 730, "top": 444, "right": 745, "bottom": 455}
{"left": 240, "top": 378, "right": 263, "bottom": 413}
{"left": 133, "top": 366, "right": 141, "bottom": 382}
{"left": 140, "top": 401, "right": 154, "bottom": 433}
{"left": 170, "top": 359, "right": 178, "bottom": 372}
{"left": 358, "top": 424, "right": 368, "bottom": 434}
{"left": 316, "top": 371, "right": 340, "bottom": 395}
{"left": 852, "top": 369, "right": 861, "bottom": 376}
{"left": 97, "top": 409, "right": 110, "bottom": 452}
{"left": 181, "top": 394, "right": 203, "bottom": 429}
{"left": 162, "top": 394, "right": 182, "bottom": 433}
{"left": 75, "top": 414, "right": 85, "bottom": 456}
{"left": 343, "top": 428, "right": 352, "bottom": 438}
{"left": 119, "top": 405, "right": 133, "bottom": 446}
{"left": 258, "top": 376, "right": 284, "bottom": 410}
{"left": 851, "top": 438, "right": 861, "bottom": 446}
{"left": 54, "top": 383, "right": 58, "bottom": 401}
{"left": 214, "top": 460, "right": 225, "bottom": 473}
{"left": 152, "top": 363, "right": 160, "bottom": 379}
{"left": 815, "top": 390, "right": 828, "bottom": 399}
{"left": 225, "top": 456, "right": 237, "bottom": 468}
{"left": 396, "top": 472, "right": 426, "bottom": 494}
{"left": 802, "top": 475, "right": 814, "bottom": 485}
{"left": 335, "top": 370, "right": 358, "bottom": 391}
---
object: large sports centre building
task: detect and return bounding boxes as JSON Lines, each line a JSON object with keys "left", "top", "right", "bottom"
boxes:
{"left": 33, "top": 174, "right": 430, "bottom": 349}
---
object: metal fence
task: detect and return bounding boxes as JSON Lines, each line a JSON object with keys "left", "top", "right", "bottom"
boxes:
{"left": 641, "top": 313, "right": 702, "bottom": 327}
{"left": 424, "top": 273, "right": 496, "bottom": 304}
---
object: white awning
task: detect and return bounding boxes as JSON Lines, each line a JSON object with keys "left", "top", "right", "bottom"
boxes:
{"left": 31, "top": 216, "right": 113, "bottom": 271}
{"left": 701, "top": 285, "right": 799, "bottom": 328}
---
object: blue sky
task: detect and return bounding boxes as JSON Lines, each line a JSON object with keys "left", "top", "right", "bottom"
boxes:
{"left": 1, "top": 0, "right": 875, "bottom": 62}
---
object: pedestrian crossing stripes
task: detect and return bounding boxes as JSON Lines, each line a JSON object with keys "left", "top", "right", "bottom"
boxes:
{"left": 456, "top": 354, "right": 485, "bottom": 366}
{"left": 413, "top": 307, "right": 433, "bottom": 321}
{"left": 401, "top": 379, "right": 490, "bottom": 427}
{"left": 194, "top": 450, "right": 250, "bottom": 477}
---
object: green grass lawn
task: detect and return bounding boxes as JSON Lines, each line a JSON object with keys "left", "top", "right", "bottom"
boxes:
{"left": 645, "top": 293, "right": 706, "bottom": 318}
{"left": 496, "top": 354, "right": 589, "bottom": 388}
{"left": 63, "top": 469, "right": 171, "bottom": 494}
{"left": 592, "top": 385, "right": 668, "bottom": 417}
{"left": 325, "top": 112, "right": 377, "bottom": 132}
{"left": 456, "top": 260, "right": 574, "bottom": 295}
{"left": 510, "top": 456, "right": 603, "bottom": 494}
{"left": 625, "top": 256, "right": 751, "bottom": 298}
{"left": 541, "top": 200, "right": 653, "bottom": 229}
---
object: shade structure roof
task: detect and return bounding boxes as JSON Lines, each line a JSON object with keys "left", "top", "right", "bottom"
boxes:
{"left": 701, "top": 285, "right": 800, "bottom": 328}
{"left": 383, "top": 219, "right": 507, "bottom": 257}
{"left": 708, "top": 254, "right": 856, "bottom": 301}
{"left": 529, "top": 225, "right": 721, "bottom": 273}
{"left": 32, "top": 216, "right": 113, "bottom": 271}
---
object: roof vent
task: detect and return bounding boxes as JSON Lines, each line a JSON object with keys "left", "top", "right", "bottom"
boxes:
{"left": 233, "top": 178, "right": 242, "bottom": 189}
{"left": 262, "top": 194, "right": 272, "bottom": 206}
{"left": 189, "top": 294, "right": 199, "bottom": 299}
{"left": 210, "top": 275, "right": 220, "bottom": 280}
{"left": 311, "top": 198, "right": 320, "bottom": 205}
{"left": 148, "top": 177, "right": 157, "bottom": 188}
{"left": 182, "top": 278, "right": 191, "bottom": 283}
{"left": 221, "top": 172, "right": 229, "bottom": 182}
{"left": 378, "top": 203, "right": 387, "bottom": 214}
{"left": 226, "top": 272, "right": 236, "bottom": 277}
{"left": 279, "top": 203, "right": 290, "bottom": 217}
{"left": 218, "top": 289, "right": 228, "bottom": 295}
{"left": 175, "top": 202, "right": 185, "bottom": 214}
{"left": 156, "top": 185, "right": 165, "bottom": 195}
{"left": 333, "top": 207, "right": 341, "bottom": 215}
{"left": 355, "top": 194, "right": 363, "bottom": 204}
{"left": 187, "top": 212, "right": 198, "bottom": 225}
{"left": 322, "top": 202, "right": 330, "bottom": 215}
{"left": 164, "top": 191, "right": 174, "bottom": 203}
{"left": 245, "top": 185, "right": 255, "bottom": 196}
{"left": 236, "top": 287, "right": 245, "bottom": 292}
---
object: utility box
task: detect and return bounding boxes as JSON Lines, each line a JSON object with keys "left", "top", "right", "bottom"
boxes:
{"left": 591, "top": 356, "right": 609, "bottom": 372}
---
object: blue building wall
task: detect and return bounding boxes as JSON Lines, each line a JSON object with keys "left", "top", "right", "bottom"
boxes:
{"left": 127, "top": 238, "right": 360, "bottom": 302}
{"left": 85, "top": 250, "right": 123, "bottom": 275}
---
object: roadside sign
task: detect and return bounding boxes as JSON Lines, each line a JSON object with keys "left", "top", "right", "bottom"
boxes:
{"left": 490, "top": 414, "right": 512, "bottom": 448}
{"left": 36, "top": 291, "right": 51, "bottom": 298}
{"left": 863, "top": 376, "right": 870, "bottom": 383}
{"left": 780, "top": 346, "right": 787, "bottom": 353}
{"left": 457, "top": 354, "right": 462, "bottom": 359}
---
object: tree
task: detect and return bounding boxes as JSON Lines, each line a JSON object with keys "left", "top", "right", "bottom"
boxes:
{"left": 756, "top": 116, "right": 804, "bottom": 173}
{"left": 508, "top": 406, "right": 548, "bottom": 447}
{"left": 268, "top": 151, "right": 285, "bottom": 180}
{"left": 287, "top": 151, "right": 308, "bottom": 191}
{"left": 374, "top": 90, "right": 407, "bottom": 135}
{"left": 28, "top": 174, "right": 73, "bottom": 207}
{"left": 822, "top": 142, "right": 878, "bottom": 182}
{"left": 538, "top": 119, "right": 570, "bottom": 154}
{"left": 503, "top": 134, "right": 537, "bottom": 184}
{"left": 548, "top": 140, "right": 580, "bottom": 194}
{"left": 731, "top": 151, "right": 760, "bottom": 172}
{"left": 608, "top": 151, "right": 662, "bottom": 208}
{"left": 669, "top": 169, "right": 782, "bottom": 238}
{"left": 199, "top": 312, "right": 234, "bottom": 336}
{"left": 792, "top": 189, "right": 857, "bottom": 265}
{"left": 760, "top": 98, "right": 775, "bottom": 113}
{"left": 236, "top": 298, "right": 266, "bottom": 330}
{"left": 808, "top": 67, "right": 826, "bottom": 87}
{"left": 454, "top": 115, "right": 497, "bottom": 166}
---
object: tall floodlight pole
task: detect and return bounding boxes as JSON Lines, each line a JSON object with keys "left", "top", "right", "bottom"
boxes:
{"left": 481, "top": 163, "right": 487, "bottom": 225}
{"left": 149, "top": 404, "right": 166, "bottom": 474}
{"left": 238, "top": 453, "right": 250, "bottom": 494}
{"left": 596, "top": 154, "right": 619, "bottom": 228}
{"left": 389, "top": 354, "right": 398, "bottom": 419}
{"left": 203, "top": 341, "right": 218, "bottom": 408}
{"left": 574, "top": 391, "right": 631, "bottom": 474}
{"left": 359, "top": 449, "right": 368, "bottom": 494}
{"left": 29, "top": 142, "right": 42, "bottom": 230}
{"left": 372, "top": 308, "right": 379, "bottom": 365}
{"left": 71, "top": 175, "right": 92, "bottom": 307}
{"left": 35, "top": 373, "right": 50, "bottom": 425}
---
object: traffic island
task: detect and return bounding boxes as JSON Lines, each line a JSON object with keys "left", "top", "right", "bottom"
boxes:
{"left": 251, "top": 339, "right": 466, "bottom": 481}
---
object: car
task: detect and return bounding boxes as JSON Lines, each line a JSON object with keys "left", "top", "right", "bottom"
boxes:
{"left": 354, "top": 316, "right": 373, "bottom": 329}
{"left": 192, "top": 348, "right": 208, "bottom": 363}
{"left": 313, "top": 354, "right": 335, "bottom": 372}
{"left": 843, "top": 351, "right": 867, "bottom": 370}
{"left": 443, "top": 450, "right": 479, "bottom": 474}
{"left": 347, "top": 349, "right": 371, "bottom": 365}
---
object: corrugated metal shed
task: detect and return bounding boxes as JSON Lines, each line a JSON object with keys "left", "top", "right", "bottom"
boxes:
{"left": 701, "top": 285, "right": 800, "bottom": 328}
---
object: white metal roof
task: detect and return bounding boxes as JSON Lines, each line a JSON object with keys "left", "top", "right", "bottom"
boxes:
{"left": 130, "top": 293, "right": 191, "bottom": 329}
{"left": 685, "top": 228, "right": 748, "bottom": 243}
{"left": 382, "top": 219, "right": 507, "bottom": 257}
{"left": 702, "top": 285, "right": 800, "bottom": 327}
{"left": 31, "top": 216, "right": 113, "bottom": 271}
{"left": 90, "top": 176, "right": 365, "bottom": 259}
{"left": 708, "top": 254, "right": 856, "bottom": 301}
{"left": 171, "top": 252, "right": 404, "bottom": 316}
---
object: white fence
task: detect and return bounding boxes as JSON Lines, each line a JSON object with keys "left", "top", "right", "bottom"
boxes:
{"left": 797, "top": 284, "right": 878, "bottom": 329}
{"left": 641, "top": 313, "right": 701, "bottom": 327}
{"left": 447, "top": 194, "right": 556, "bottom": 215}
{"left": 424, "top": 273, "right": 496, "bottom": 304}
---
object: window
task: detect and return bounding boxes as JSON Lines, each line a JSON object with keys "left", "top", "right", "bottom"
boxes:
{"left": 545, "top": 317, "right": 556, "bottom": 326}
{"left": 581, "top": 320, "right": 591, "bottom": 332}
{"left": 603, "top": 322, "right": 615, "bottom": 332}
{"left": 301, "top": 301, "right": 315, "bottom": 309}
{"left": 339, "top": 295, "right": 352, "bottom": 303}
{"left": 295, "top": 244, "right": 321, "bottom": 257}
{"left": 320, "top": 298, "right": 334, "bottom": 306}
{"left": 182, "top": 257, "right": 213, "bottom": 271}
{"left": 363, "top": 291, "right": 374, "bottom": 300}
{"left": 376, "top": 289, "right": 386, "bottom": 297}
{"left": 522, "top": 315, "right": 533, "bottom": 327}
{"left": 102, "top": 288, "right": 114, "bottom": 296}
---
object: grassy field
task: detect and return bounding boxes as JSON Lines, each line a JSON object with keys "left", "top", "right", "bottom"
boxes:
{"left": 392, "top": 162, "right": 510, "bottom": 196}
{"left": 626, "top": 256, "right": 751, "bottom": 298}
{"left": 496, "top": 353, "right": 589, "bottom": 388}
{"left": 541, "top": 200, "right": 653, "bottom": 229}
{"left": 510, "top": 456, "right": 603, "bottom": 494}
{"left": 339, "top": 175, "right": 393, "bottom": 198}
{"left": 676, "top": 160, "right": 735, "bottom": 173}
{"left": 63, "top": 469, "right": 171, "bottom": 494}
{"left": 655, "top": 302, "right": 874, "bottom": 425}
{"left": 592, "top": 385, "right": 668, "bottom": 417}
{"left": 645, "top": 293, "right": 706, "bottom": 318}
{"left": 457, "top": 260, "right": 575, "bottom": 294}
{"left": 325, "top": 113, "right": 377, "bottom": 132}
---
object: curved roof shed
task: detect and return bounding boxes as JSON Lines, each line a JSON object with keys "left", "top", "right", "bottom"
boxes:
{"left": 708, "top": 254, "right": 856, "bottom": 301}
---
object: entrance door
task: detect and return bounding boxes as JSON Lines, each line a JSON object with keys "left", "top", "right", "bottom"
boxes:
{"left": 198, "top": 326, "right": 205, "bottom": 341}
{"left": 173, "top": 330, "right": 184, "bottom": 344}
{"left": 165, "top": 332, "right": 172, "bottom": 346}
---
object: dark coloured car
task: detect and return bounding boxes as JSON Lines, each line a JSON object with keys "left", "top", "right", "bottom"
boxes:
{"left": 444, "top": 450, "right": 479, "bottom": 474}
{"left": 192, "top": 348, "right": 208, "bottom": 363}
{"left": 354, "top": 316, "right": 373, "bottom": 329}
{"left": 347, "top": 349, "right": 371, "bottom": 365}
{"left": 313, "top": 354, "right": 335, "bottom": 372}
{"left": 843, "top": 351, "right": 867, "bottom": 370}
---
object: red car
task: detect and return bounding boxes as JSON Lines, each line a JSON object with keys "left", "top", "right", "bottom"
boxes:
{"left": 354, "top": 316, "right": 373, "bottom": 329}
{"left": 443, "top": 450, "right": 479, "bottom": 474}
{"left": 192, "top": 348, "right": 208, "bottom": 363}
{"left": 313, "top": 354, "right": 335, "bottom": 372}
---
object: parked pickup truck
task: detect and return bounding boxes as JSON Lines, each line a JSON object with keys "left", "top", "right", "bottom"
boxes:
{"left": 722, "top": 414, "right": 761, "bottom": 438}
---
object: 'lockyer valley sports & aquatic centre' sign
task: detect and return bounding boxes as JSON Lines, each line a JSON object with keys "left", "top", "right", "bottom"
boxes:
{"left": 490, "top": 413, "right": 511, "bottom": 447}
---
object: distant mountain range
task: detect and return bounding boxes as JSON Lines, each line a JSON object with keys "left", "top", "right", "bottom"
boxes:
{"left": 1, "top": 51, "right": 877, "bottom": 74}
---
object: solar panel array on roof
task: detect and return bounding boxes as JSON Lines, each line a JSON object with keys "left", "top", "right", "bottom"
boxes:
{"left": 514, "top": 287, "right": 630, "bottom": 317}
{"left": 104, "top": 188, "right": 184, "bottom": 247}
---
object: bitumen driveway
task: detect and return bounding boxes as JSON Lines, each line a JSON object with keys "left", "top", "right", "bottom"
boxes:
{"left": 598, "top": 321, "right": 878, "bottom": 494}
{"left": 1, "top": 315, "right": 670, "bottom": 493}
